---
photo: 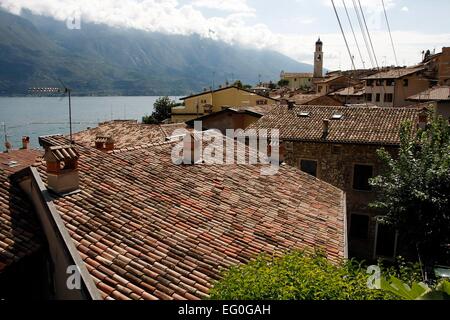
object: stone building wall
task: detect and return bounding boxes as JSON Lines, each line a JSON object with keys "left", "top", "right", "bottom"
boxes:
{"left": 284, "top": 141, "right": 398, "bottom": 259}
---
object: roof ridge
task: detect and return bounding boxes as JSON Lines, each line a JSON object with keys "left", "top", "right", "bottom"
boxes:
{"left": 109, "top": 140, "right": 175, "bottom": 154}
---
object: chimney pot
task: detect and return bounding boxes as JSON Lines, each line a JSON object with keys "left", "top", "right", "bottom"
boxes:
{"left": 44, "top": 145, "right": 80, "bottom": 194}
{"left": 22, "top": 136, "right": 30, "bottom": 150}
{"left": 418, "top": 111, "right": 428, "bottom": 130}
{"left": 323, "top": 119, "right": 330, "bottom": 135}
{"left": 95, "top": 135, "right": 115, "bottom": 152}
{"left": 287, "top": 100, "right": 295, "bottom": 110}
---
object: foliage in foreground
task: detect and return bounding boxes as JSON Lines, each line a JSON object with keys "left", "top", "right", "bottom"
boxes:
{"left": 370, "top": 115, "right": 450, "bottom": 264}
{"left": 381, "top": 277, "right": 450, "bottom": 300}
{"left": 210, "top": 252, "right": 406, "bottom": 300}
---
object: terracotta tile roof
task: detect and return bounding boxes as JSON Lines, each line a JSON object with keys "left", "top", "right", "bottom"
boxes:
{"left": 72, "top": 121, "right": 187, "bottom": 150}
{"left": 181, "top": 86, "right": 278, "bottom": 102}
{"left": 287, "top": 94, "right": 343, "bottom": 106}
{"left": 330, "top": 86, "right": 365, "bottom": 96}
{"left": 407, "top": 86, "right": 450, "bottom": 101}
{"left": 228, "top": 104, "right": 276, "bottom": 116}
{"left": 0, "top": 150, "right": 44, "bottom": 271}
{"left": 248, "top": 104, "right": 424, "bottom": 145}
{"left": 289, "top": 94, "right": 324, "bottom": 105}
{"left": 314, "top": 75, "right": 348, "bottom": 84}
{"left": 364, "top": 67, "right": 425, "bottom": 80}
{"left": 34, "top": 135, "right": 346, "bottom": 300}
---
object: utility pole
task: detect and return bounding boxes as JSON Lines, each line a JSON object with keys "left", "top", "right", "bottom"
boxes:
{"left": 2, "top": 122, "right": 6, "bottom": 152}
{"left": 67, "top": 87, "right": 73, "bottom": 143}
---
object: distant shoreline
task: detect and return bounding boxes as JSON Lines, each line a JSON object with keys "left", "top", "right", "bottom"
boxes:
{"left": 0, "top": 94, "right": 184, "bottom": 98}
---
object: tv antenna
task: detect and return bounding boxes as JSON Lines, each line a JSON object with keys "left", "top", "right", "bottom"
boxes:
{"left": 28, "top": 80, "right": 74, "bottom": 144}
{"left": 2, "top": 122, "right": 12, "bottom": 152}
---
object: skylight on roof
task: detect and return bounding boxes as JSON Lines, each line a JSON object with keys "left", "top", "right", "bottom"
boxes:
{"left": 298, "top": 111, "right": 310, "bottom": 117}
{"left": 331, "top": 114, "right": 343, "bottom": 120}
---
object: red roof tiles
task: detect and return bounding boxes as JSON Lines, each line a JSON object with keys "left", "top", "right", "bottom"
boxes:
{"left": 0, "top": 150, "right": 44, "bottom": 271}
{"left": 363, "top": 66, "right": 425, "bottom": 79}
{"left": 72, "top": 121, "right": 187, "bottom": 150}
{"left": 34, "top": 135, "right": 346, "bottom": 300}
{"left": 408, "top": 86, "right": 450, "bottom": 101}
{"left": 248, "top": 104, "right": 424, "bottom": 145}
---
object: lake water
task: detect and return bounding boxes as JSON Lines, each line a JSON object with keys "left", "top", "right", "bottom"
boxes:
{"left": 0, "top": 96, "right": 181, "bottom": 149}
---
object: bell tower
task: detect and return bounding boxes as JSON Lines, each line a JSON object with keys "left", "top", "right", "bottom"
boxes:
{"left": 314, "top": 38, "right": 323, "bottom": 78}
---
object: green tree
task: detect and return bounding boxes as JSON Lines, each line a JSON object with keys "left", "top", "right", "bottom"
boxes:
{"left": 142, "top": 96, "right": 177, "bottom": 124}
{"left": 268, "top": 81, "right": 276, "bottom": 90}
{"left": 278, "top": 79, "right": 289, "bottom": 87}
{"left": 231, "top": 80, "right": 252, "bottom": 90}
{"left": 210, "top": 251, "right": 397, "bottom": 300}
{"left": 370, "top": 115, "right": 450, "bottom": 265}
{"left": 233, "top": 80, "right": 243, "bottom": 88}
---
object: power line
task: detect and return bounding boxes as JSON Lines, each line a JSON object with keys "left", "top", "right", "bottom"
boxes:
{"left": 351, "top": 0, "right": 375, "bottom": 68}
{"left": 342, "top": 0, "right": 365, "bottom": 69}
{"left": 357, "top": 0, "right": 380, "bottom": 69}
{"left": 331, "top": 0, "right": 356, "bottom": 71}
{"left": 381, "top": 0, "right": 399, "bottom": 66}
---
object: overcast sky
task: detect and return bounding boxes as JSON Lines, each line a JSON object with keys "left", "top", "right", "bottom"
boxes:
{"left": 1, "top": 0, "right": 449, "bottom": 70}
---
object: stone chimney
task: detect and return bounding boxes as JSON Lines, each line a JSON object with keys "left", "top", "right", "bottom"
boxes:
{"left": 95, "top": 135, "right": 115, "bottom": 152}
{"left": 323, "top": 119, "right": 330, "bottom": 136}
{"left": 22, "top": 136, "right": 30, "bottom": 150}
{"left": 417, "top": 109, "right": 429, "bottom": 130}
{"left": 287, "top": 100, "right": 295, "bottom": 110}
{"left": 44, "top": 145, "right": 80, "bottom": 194}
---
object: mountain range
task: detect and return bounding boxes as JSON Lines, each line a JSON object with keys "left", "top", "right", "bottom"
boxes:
{"left": 0, "top": 9, "right": 313, "bottom": 96}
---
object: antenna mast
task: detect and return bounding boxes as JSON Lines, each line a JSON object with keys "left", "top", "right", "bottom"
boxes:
{"left": 28, "top": 82, "right": 74, "bottom": 144}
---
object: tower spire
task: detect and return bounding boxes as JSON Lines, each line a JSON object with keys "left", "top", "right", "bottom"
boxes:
{"left": 314, "top": 37, "right": 323, "bottom": 78}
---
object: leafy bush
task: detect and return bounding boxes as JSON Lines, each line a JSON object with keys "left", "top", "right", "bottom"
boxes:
{"left": 142, "top": 114, "right": 159, "bottom": 124}
{"left": 377, "top": 256, "right": 423, "bottom": 287}
{"left": 381, "top": 277, "right": 450, "bottom": 300}
{"left": 209, "top": 251, "right": 397, "bottom": 300}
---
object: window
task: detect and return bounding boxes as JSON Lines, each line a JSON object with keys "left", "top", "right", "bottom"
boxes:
{"left": 403, "top": 79, "right": 409, "bottom": 87}
{"left": 365, "top": 94, "right": 373, "bottom": 102}
{"left": 204, "top": 105, "right": 213, "bottom": 114}
{"left": 318, "top": 86, "right": 323, "bottom": 92}
{"left": 256, "top": 100, "right": 268, "bottom": 105}
{"left": 375, "top": 222, "right": 397, "bottom": 258}
{"left": 384, "top": 93, "right": 393, "bottom": 103}
{"left": 353, "top": 164, "right": 373, "bottom": 191}
{"left": 350, "top": 214, "right": 370, "bottom": 239}
{"left": 300, "top": 160, "right": 318, "bottom": 177}
{"left": 376, "top": 80, "right": 383, "bottom": 86}
{"left": 375, "top": 93, "right": 381, "bottom": 102}
{"left": 386, "top": 79, "right": 394, "bottom": 86}
{"left": 367, "top": 80, "right": 374, "bottom": 86}
{"left": 331, "top": 145, "right": 342, "bottom": 155}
